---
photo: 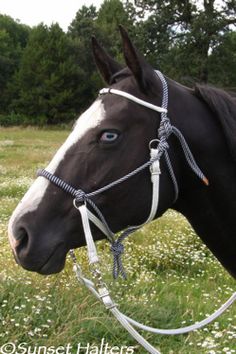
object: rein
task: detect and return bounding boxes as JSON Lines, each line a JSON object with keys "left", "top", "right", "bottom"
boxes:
{"left": 37, "top": 71, "right": 236, "bottom": 354}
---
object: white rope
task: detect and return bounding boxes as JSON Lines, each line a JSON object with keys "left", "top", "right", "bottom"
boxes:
{"left": 71, "top": 251, "right": 236, "bottom": 353}
{"left": 72, "top": 260, "right": 236, "bottom": 336}
{"left": 72, "top": 253, "right": 161, "bottom": 354}
{"left": 70, "top": 204, "right": 236, "bottom": 354}
{"left": 110, "top": 307, "right": 161, "bottom": 354}
{"left": 78, "top": 205, "right": 99, "bottom": 264}
{"left": 99, "top": 88, "right": 167, "bottom": 113}
{"left": 122, "top": 292, "right": 236, "bottom": 335}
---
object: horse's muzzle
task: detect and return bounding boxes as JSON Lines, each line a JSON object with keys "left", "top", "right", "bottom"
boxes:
{"left": 8, "top": 218, "right": 67, "bottom": 274}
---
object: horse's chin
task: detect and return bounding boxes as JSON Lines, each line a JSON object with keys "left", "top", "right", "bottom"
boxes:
{"left": 14, "top": 243, "right": 68, "bottom": 275}
{"left": 37, "top": 245, "right": 67, "bottom": 275}
{"left": 38, "top": 257, "right": 66, "bottom": 275}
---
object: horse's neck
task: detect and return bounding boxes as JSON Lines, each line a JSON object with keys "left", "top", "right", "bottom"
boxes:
{"left": 176, "top": 158, "right": 236, "bottom": 279}
{"left": 160, "top": 79, "right": 236, "bottom": 278}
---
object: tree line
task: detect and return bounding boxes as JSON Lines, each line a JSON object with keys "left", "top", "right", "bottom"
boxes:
{"left": 0, "top": 0, "right": 235, "bottom": 125}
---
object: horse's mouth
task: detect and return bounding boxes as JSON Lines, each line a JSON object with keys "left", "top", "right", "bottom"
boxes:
{"left": 14, "top": 243, "right": 68, "bottom": 275}
{"left": 38, "top": 244, "right": 67, "bottom": 275}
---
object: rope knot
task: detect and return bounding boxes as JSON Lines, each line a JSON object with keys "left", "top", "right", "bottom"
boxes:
{"left": 75, "top": 189, "right": 87, "bottom": 202}
{"left": 111, "top": 241, "right": 124, "bottom": 256}
{"left": 156, "top": 117, "right": 172, "bottom": 157}
{"left": 158, "top": 117, "right": 172, "bottom": 139}
{"left": 110, "top": 241, "right": 126, "bottom": 279}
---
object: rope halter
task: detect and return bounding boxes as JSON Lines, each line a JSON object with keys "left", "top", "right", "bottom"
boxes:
{"left": 36, "top": 70, "right": 236, "bottom": 354}
{"left": 38, "top": 70, "right": 208, "bottom": 279}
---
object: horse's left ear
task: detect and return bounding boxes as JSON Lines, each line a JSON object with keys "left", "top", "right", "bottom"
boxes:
{"left": 119, "top": 25, "right": 154, "bottom": 92}
{"left": 92, "top": 36, "right": 123, "bottom": 84}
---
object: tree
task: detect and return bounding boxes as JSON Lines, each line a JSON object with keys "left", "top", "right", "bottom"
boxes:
{"left": 125, "top": 0, "right": 236, "bottom": 84}
{"left": 0, "top": 15, "right": 29, "bottom": 113}
{"left": 12, "top": 23, "right": 82, "bottom": 124}
{"left": 68, "top": 5, "right": 101, "bottom": 107}
{"left": 68, "top": 1, "right": 135, "bottom": 109}
{"left": 209, "top": 31, "right": 236, "bottom": 88}
{"left": 97, "top": 0, "right": 134, "bottom": 60}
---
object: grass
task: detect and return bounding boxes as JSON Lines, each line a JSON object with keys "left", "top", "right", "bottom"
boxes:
{"left": 0, "top": 127, "right": 235, "bottom": 354}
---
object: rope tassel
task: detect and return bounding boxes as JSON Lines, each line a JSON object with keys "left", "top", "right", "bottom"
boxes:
{"left": 172, "top": 127, "right": 209, "bottom": 186}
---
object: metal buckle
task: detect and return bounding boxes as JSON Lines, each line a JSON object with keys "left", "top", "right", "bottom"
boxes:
{"left": 98, "top": 288, "right": 117, "bottom": 310}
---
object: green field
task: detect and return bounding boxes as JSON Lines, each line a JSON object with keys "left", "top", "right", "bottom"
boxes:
{"left": 0, "top": 127, "right": 235, "bottom": 354}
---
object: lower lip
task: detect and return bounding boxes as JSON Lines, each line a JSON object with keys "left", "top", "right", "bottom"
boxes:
{"left": 38, "top": 244, "right": 67, "bottom": 275}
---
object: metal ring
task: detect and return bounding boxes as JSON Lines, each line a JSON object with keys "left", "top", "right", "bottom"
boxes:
{"left": 73, "top": 198, "right": 83, "bottom": 210}
{"left": 149, "top": 139, "right": 160, "bottom": 150}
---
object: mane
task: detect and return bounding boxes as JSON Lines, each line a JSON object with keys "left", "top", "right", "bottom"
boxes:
{"left": 194, "top": 85, "right": 236, "bottom": 162}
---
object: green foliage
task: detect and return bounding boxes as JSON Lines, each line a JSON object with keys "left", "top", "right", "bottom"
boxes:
{"left": 97, "top": 0, "right": 134, "bottom": 59}
{"left": 209, "top": 31, "right": 236, "bottom": 88}
{"left": 68, "top": 1, "right": 135, "bottom": 106}
{"left": 0, "top": 113, "right": 47, "bottom": 126}
{"left": 0, "top": 0, "right": 235, "bottom": 125}
{"left": 0, "top": 15, "right": 29, "bottom": 113}
{"left": 68, "top": 6, "right": 102, "bottom": 108}
{"left": 11, "top": 23, "right": 82, "bottom": 124}
{"left": 126, "top": 0, "right": 236, "bottom": 84}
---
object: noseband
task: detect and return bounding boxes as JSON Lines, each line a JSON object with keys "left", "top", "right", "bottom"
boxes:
{"left": 37, "top": 71, "right": 236, "bottom": 354}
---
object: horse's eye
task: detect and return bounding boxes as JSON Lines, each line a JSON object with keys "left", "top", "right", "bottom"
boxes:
{"left": 100, "top": 131, "right": 119, "bottom": 143}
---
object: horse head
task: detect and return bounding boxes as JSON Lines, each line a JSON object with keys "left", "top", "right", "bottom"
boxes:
{"left": 8, "top": 27, "right": 236, "bottom": 280}
{"left": 8, "top": 28, "right": 183, "bottom": 274}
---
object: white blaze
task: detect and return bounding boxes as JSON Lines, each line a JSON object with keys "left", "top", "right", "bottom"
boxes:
{"left": 8, "top": 99, "right": 106, "bottom": 246}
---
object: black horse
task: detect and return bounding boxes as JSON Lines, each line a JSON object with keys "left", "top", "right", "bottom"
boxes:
{"left": 8, "top": 27, "right": 236, "bottom": 280}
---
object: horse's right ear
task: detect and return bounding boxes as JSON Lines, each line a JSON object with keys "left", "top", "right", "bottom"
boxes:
{"left": 92, "top": 36, "right": 122, "bottom": 84}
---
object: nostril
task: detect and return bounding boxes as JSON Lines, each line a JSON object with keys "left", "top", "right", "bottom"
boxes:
{"left": 15, "top": 227, "right": 29, "bottom": 253}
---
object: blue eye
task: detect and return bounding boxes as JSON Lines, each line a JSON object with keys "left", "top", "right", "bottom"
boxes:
{"left": 100, "top": 131, "right": 119, "bottom": 143}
